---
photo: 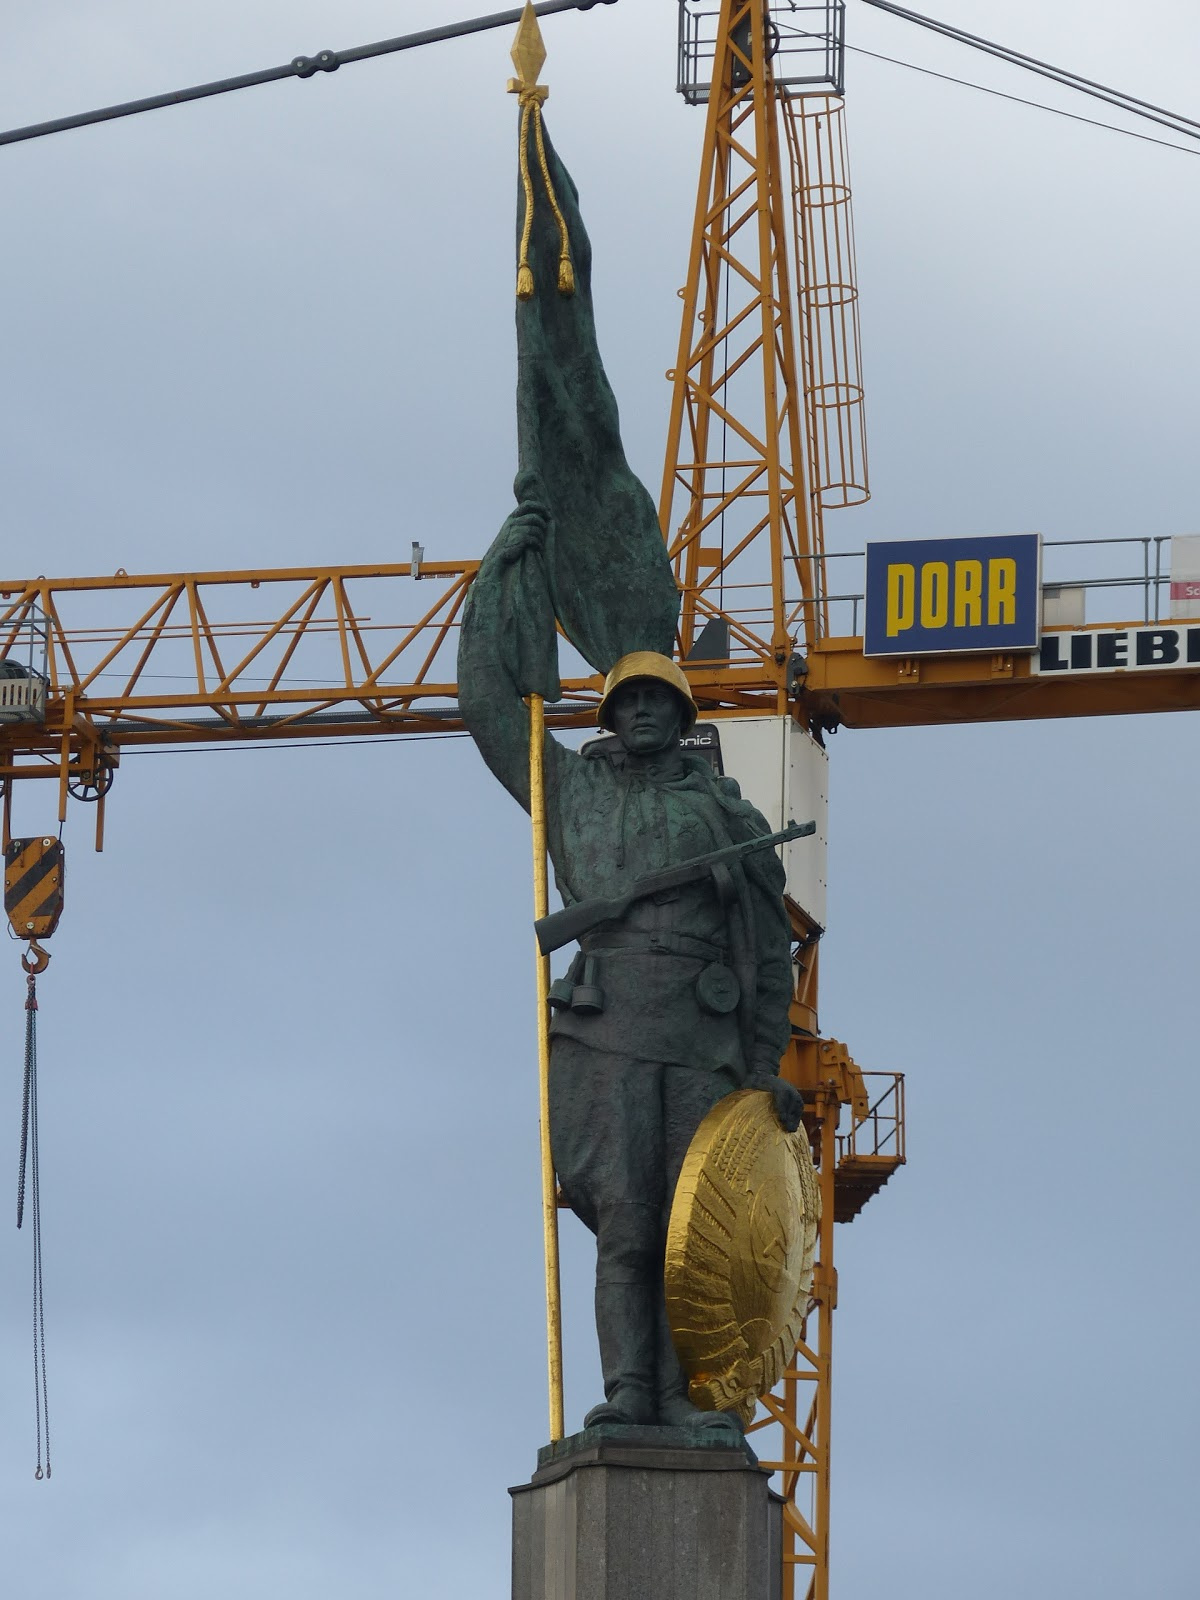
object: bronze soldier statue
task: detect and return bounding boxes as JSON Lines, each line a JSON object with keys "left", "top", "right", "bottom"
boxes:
{"left": 458, "top": 118, "right": 802, "bottom": 1435}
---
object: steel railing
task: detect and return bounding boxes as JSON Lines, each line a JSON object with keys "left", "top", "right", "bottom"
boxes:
{"left": 776, "top": 534, "right": 1188, "bottom": 643}
{"left": 837, "top": 1071, "right": 905, "bottom": 1164}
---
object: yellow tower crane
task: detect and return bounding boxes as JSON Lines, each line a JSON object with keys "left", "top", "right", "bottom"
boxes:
{"left": 0, "top": 2, "right": 1197, "bottom": 1597}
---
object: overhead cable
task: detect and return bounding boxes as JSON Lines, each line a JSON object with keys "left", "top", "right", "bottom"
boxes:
{"left": 0, "top": 0, "right": 617, "bottom": 149}
{"left": 845, "top": 40, "right": 1200, "bottom": 157}
{"left": 858, "top": 0, "right": 1200, "bottom": 143}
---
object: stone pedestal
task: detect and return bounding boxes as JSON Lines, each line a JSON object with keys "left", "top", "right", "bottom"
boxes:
{"left": 510, "top": 1426, "right": 781, "bottom": 1600}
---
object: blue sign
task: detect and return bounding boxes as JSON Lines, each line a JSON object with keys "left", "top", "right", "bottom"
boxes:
{"left": 864, "top": 534, "right": 1041, "bottom": 657}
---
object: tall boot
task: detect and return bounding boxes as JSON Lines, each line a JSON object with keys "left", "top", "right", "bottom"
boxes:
{"left": 584, "top": 1281, "right": 658, "bottom": 1427}
{"left": 654, "top": 1293, "right": 744, "bottom": 1437}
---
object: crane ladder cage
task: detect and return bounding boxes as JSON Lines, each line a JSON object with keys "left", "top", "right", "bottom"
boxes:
{"left": 784, "top": 94, "right": 869, "bottom": 519}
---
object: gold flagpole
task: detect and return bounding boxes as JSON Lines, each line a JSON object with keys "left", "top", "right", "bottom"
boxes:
{"left": 528, "top": 692, "right": 564, "bottom": 1441}
{"left": 510, "top": 0, "right": 567, "bottom": 1445}
{"left": 507, "top": 0, "right": 572, "bottom": 1444}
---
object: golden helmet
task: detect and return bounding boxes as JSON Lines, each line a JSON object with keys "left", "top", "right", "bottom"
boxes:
{"left": 597, "top": 651, "right": 698, "bottom": 734}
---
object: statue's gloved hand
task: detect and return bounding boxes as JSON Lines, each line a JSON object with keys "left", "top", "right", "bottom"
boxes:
{"left": 496, "top": 469, "right": 552, "bottom": 568}
{"left": 748, "top": 1072, "right": 805, "bottom": 1134}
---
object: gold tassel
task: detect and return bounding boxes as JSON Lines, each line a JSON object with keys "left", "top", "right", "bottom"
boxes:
{"left": 514, "top": 86, "right": 575, "bottom": 300}
{"left": 530, "top": 102, "right": 575, "bottom": 298}
{"left": 516, "top": 98, "right": 537, "bottom": 302}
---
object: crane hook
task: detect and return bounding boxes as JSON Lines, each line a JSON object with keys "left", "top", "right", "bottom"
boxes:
{"left": 20, "top": 941, "right": 50, "bottom": 975}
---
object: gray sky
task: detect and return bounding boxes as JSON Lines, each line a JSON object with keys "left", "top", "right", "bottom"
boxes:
{"left": 0, "top": 2, "right": 1197, "bottom": 1596}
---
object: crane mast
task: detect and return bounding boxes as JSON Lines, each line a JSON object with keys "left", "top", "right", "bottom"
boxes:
{"left": 662, "top": 7, "right": 879, "bottom": 1596}
{"left": 662, "top": 2, "right": 867, "bottom": 683}
{"left": 662, "top": 0, "right": 815, "bottom": 676}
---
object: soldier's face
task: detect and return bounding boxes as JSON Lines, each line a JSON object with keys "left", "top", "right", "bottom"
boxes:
{"left": 609, "top": 679, "right": 684, "bottom": 755}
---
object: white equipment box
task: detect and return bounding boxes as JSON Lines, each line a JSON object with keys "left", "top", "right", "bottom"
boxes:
{"left": 698, "top": 715, "right": 829, "bottom": 931}
{"left": 1169, "top": 535, "right": 1200, "bottom": 620}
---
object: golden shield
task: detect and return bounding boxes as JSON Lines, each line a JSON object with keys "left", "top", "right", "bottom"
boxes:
{"left": 665, "top": 1088, "right": 821, "bottom": 1427}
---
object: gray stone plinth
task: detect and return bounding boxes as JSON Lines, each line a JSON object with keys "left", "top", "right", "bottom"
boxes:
{"left": 511, "top": 1429, "right": 782, "bottom": 1600}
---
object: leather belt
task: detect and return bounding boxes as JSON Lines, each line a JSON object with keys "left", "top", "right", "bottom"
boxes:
{"left": 581, "top": 928, "right": 728, "bottom": 963}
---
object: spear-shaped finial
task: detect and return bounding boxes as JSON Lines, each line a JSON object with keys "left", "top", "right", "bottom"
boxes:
{"left": 507, "top": 1, "right": 574, "bottom": 300}
{"left": 508, "top": 0, "right": 548, "bottom": 101}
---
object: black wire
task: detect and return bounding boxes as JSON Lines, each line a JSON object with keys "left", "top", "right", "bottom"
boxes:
{"left": 0, "top": 0, "right": 617, "bottom": 149}
{"left": 775, "top": 9, "right": 1199, "bottom": 156}
{"left": 31, "top": 1032, "right": 50, "bottom": 1482}
{"left": 846, "top": 41, "right": 1200, "bottom": 158}
{"left": 17, "top": 974, "right": 50, "bottom": 1479}
{"left": 16, "top": 984, "right": 32, "bottom": 1229}
{"left": 857, "top": 0, "right": 1200, "bottom": 143}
